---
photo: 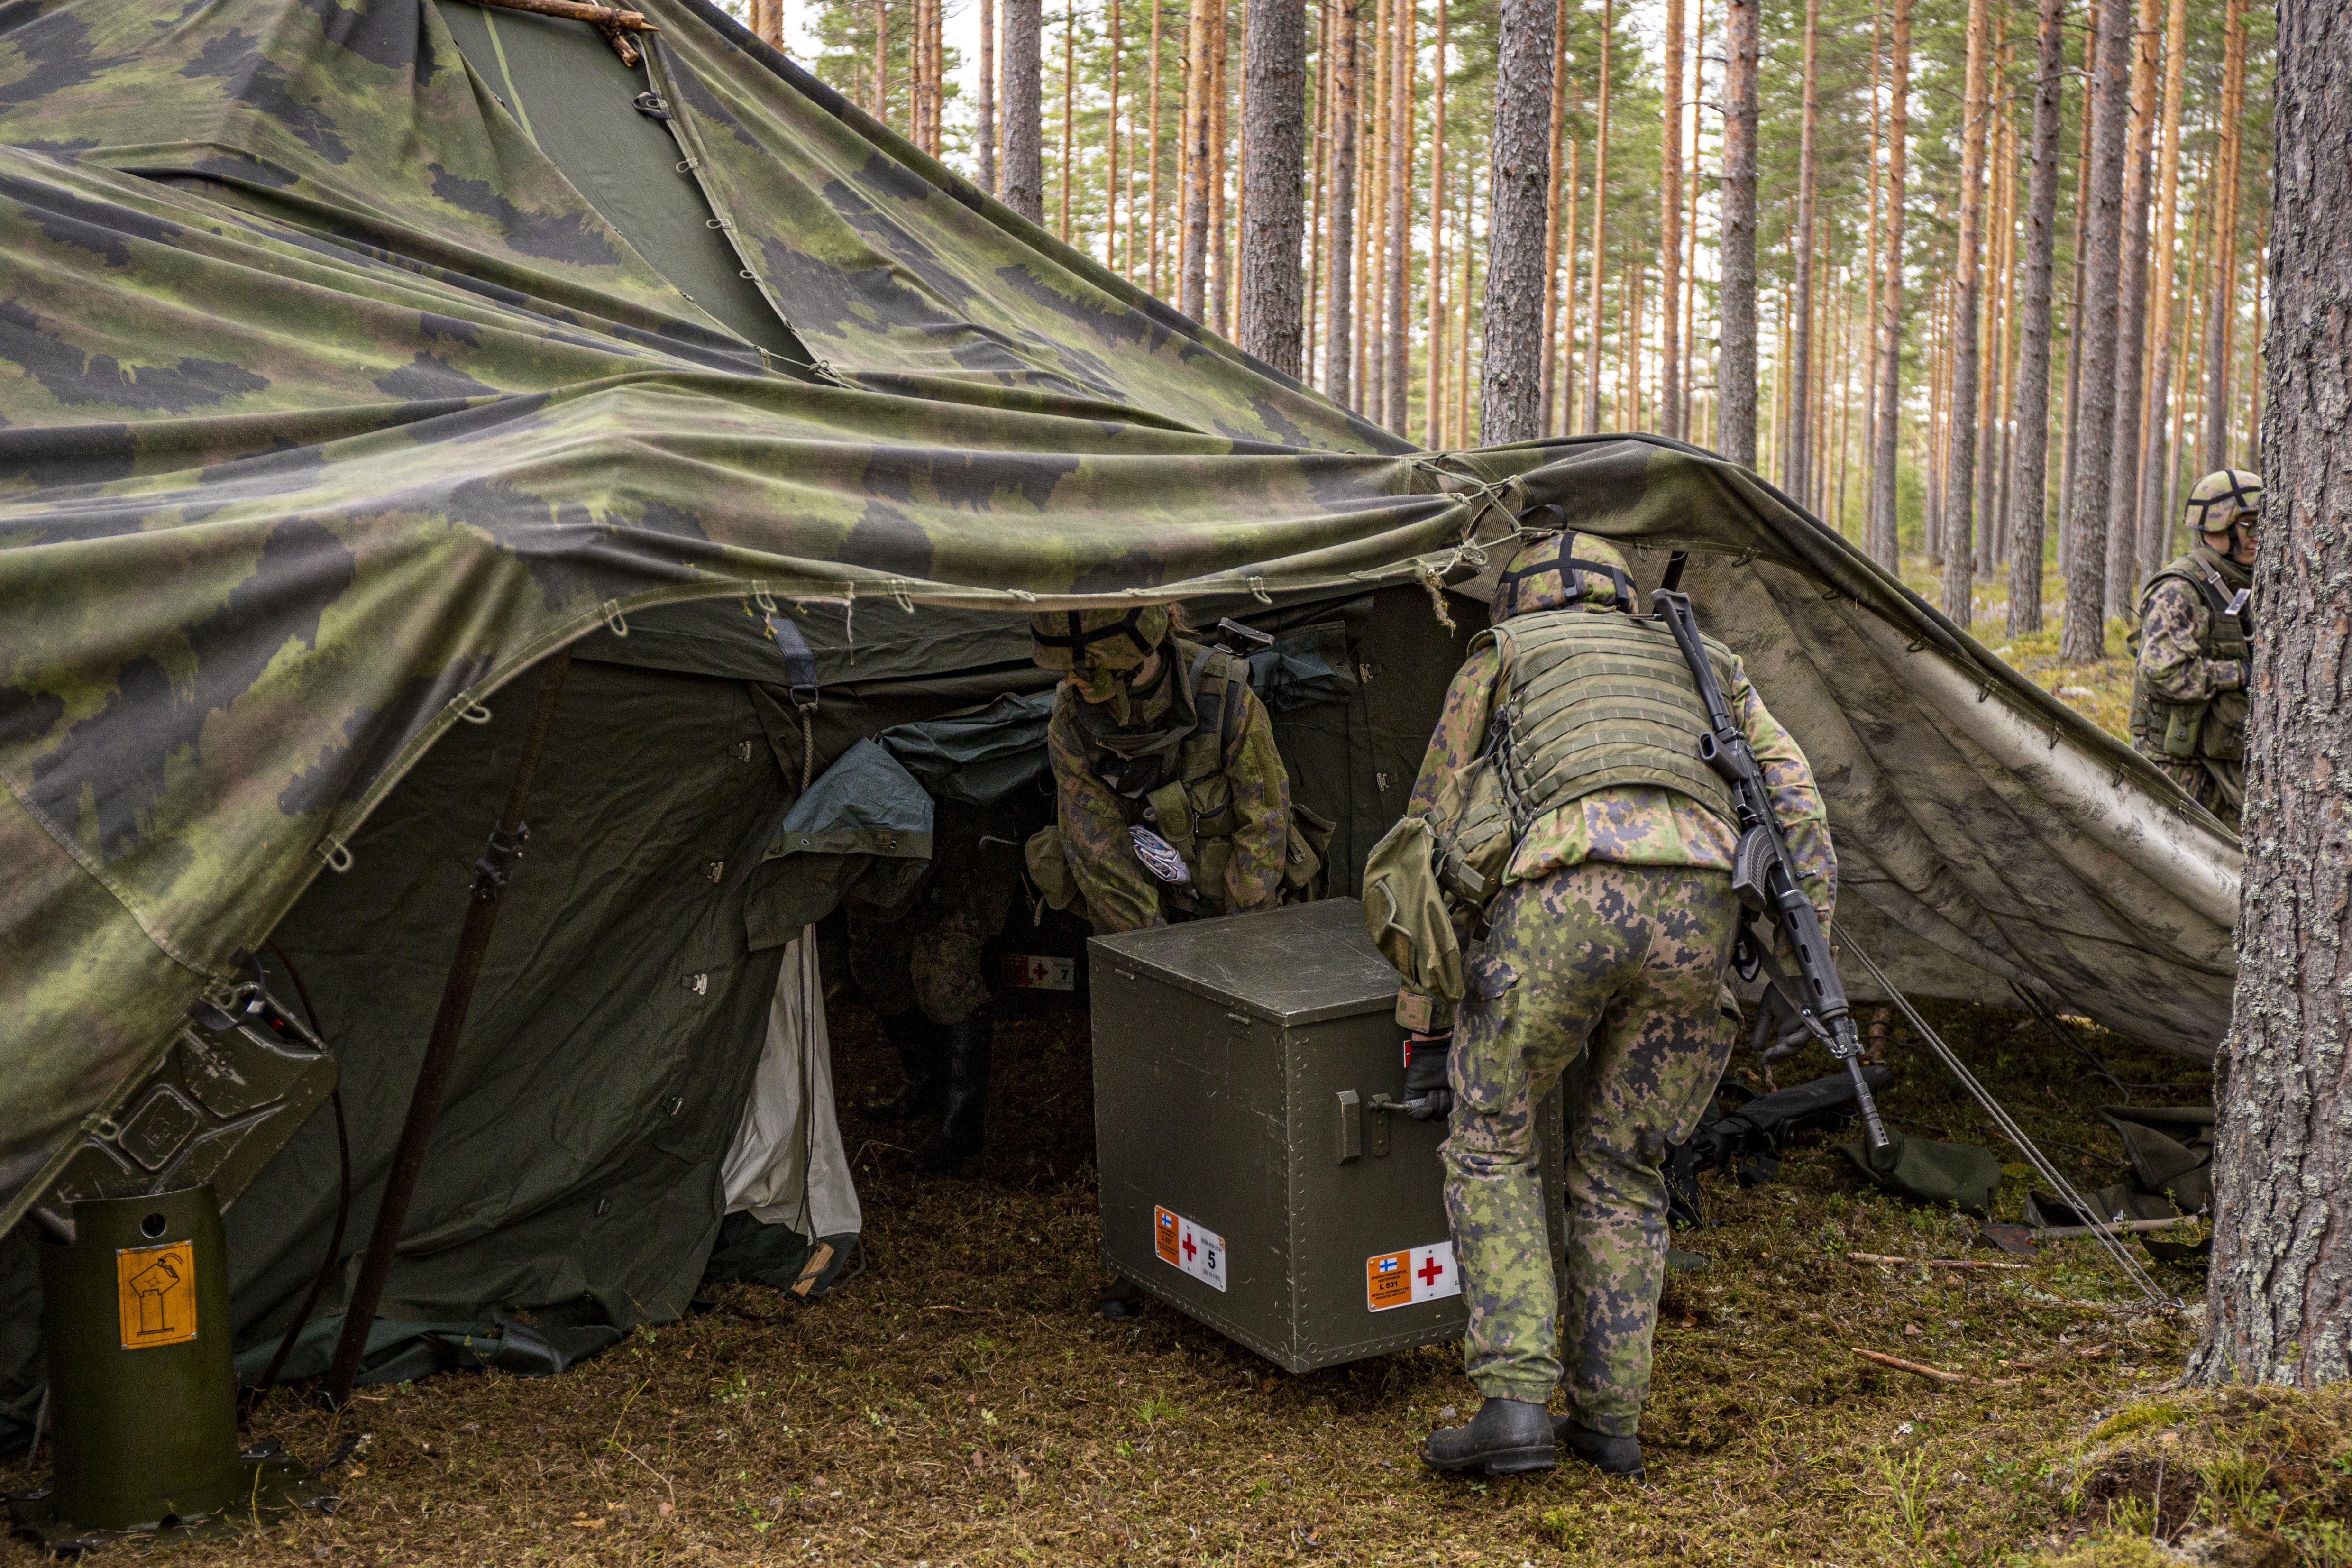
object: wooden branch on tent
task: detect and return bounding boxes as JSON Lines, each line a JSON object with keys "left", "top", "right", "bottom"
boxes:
{"left": 446, "top": 0, "right": 657, "bottom": 66}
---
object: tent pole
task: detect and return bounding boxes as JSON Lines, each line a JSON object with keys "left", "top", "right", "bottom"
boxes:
{"left": 322, "top": 646, "right": 575, "bottom": 1407}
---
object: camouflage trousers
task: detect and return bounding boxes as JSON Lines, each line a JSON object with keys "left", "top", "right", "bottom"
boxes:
{"left": 1443, "top": 861, "right": 1740, "bottom": 1431}
{"left": 847, "top": 901, "right": 995, "bottom": 1027}
{"left": 2135, "top": 745, "right": 2243, "bottom": 834}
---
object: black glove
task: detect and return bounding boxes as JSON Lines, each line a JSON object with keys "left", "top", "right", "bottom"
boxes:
{"left": 1402, "top": 1031, "right": 1454, "bottom": 1121}
{"left": 1751, "top": 984, "right": 1815, "bottom": 1062}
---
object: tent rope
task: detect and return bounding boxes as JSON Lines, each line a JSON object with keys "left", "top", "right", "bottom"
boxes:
{"left": 1835, "top": 929, "right": 2175, "bottom": 1309}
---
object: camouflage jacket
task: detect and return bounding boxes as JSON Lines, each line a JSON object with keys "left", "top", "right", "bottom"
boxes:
{"left": 1407, "top": 629, "right": 1836, "bottom": 922}
{"left": 1046, "top": 651, "right": 1292, "bottom": 933}
{"left": 2133, "top": 550, "right": 2250, "bottom": 708}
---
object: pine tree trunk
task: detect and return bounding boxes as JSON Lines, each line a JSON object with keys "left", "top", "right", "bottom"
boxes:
{"left": 1786, "top": 0, "right": 1819, "bottom": 496}
{"left": 1861, "top": 2, "right": 1884, "bottom": 536}
{"left": 1059, "top": 1, "right": 1075, "bottom": 241}
{"left": 1657, "top": 0, "right": 1687, "bottom": 442}
{"left": 1361, "top": 0, "right": 1388, "bottom": 421}
{"left": 2201, "top": 0, "right": 2246, "bottom": 470}
{"left": 1455, "top": 158, "right": 1475, "bottom": 440}
{"left": 1384, "top": 0, "right": 1411, "bottom": 434}
{"left": 1683, "top": 0, "right": 1705, "bottom": 441}
{"left": 2189, "top": 0, "right": 2352, "bottom": 1392}
{"left": 1477, "top": 0, "right": 1554, "bottom": 443}
{"left": 1867, "top": 0, "right": 1910, "bottom": 568}
{"left": 1583, "top": 0, "right": 1612, "bottom": 434}
{"left": 2060, "top": 0, "right": 2132, "bottom": 661}
{"left": 1003, "top": 0, "right": 1044, "bottom": 223}
{"left": 2134, "top": 0, "right": 2188, "bottom": 584}
{"left": 1539, "top": 0, "right": 1569, "bottom": 435}
{"left": 1181, "top": 0, "right": 1211, "bottom": 317}
{"left": 2057, "top": 11, "right": 2099, "bottom": 569}
{"left": 1422, "top": 0, "right": 1450, "bottom": 445}
{"left": 1148, "top": 0, "right": 1164, "bottom": 290}
{"left": 979, "top": 0, "right": 999, "bottom": 195}
{"left": 1324, "top": 0, "right": 1359, "bottom": 402}
{"left": 1559, "top": 138, "right": 1581, "bottom": 436}
{"left": 1939, "top": 0, "right": 1991, "bottom": 624}
{"left": 1108, "top": 0, "right": 1123, "bottom": 266}
{"left": 1716, "top": 0, "right": 1759, "bottom": 468}
{"left": 1210, "top": 2, "right": 1231, "bottom": 333}
{"left": 2102, "top": 0, "right": 2160, "bottom": 616}
{"left": 1977, "top": 21, "right": 2013, "bottom": 574}
{"left": 1239, "top": 0, "right": 1307, "bottom": 372}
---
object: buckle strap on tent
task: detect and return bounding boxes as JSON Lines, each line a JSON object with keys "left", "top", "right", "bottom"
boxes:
{"left": 633, "top": 90, "right": 673, "bottom": 121}
{"left": 472, "top": 824, "right": 530, "bottom": 900}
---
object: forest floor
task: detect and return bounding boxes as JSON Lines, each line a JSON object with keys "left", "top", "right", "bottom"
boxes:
{"left": 11, "top": 566, "right": 2325, "bottom": 1568}
{"left": 11, "top": 1006, "right": 2344, "bottom": 1568}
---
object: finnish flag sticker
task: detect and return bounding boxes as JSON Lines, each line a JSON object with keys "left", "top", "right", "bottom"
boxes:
{"left": 1366, "top": 1241, "right": 1460, "bottom": 1311}
{"left": 1152, "top": 1205, "right": 1227, "bottom": 1292}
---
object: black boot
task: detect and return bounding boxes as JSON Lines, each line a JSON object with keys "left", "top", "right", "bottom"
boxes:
{"left": 1552, "top": 1416, "right": 1646, "bottom": 1480}
{"left": 912, "top": 1009, "right": 992, "bottom": 1173}
{"left": 1420, "top": 1398, "right": 1558, "bottom": 1476}
{"left": 877, "top": 1009, "right": 946, "bottom": 1119}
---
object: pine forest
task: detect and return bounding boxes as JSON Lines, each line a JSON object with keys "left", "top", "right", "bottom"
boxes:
{"left": 736, "top": 0, "right": 2275, "bottom": 655}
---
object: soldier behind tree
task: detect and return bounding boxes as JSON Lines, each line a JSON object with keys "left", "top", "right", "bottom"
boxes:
{"left": 1395, "top": 533, "right": 1833, "bottom": 1481}
{"left": 1024, "top": 605, "right": 1302, "bottom": 931}
{"left": 2129, "top": 469, "right": 2260, "bottom": 833}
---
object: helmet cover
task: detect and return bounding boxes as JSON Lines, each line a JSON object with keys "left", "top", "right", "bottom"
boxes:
{"left": 2185, "top": 469, "right": 2263, "bottom": 537}
{"left": 1492, "top": 529, "right": 1637, "bottom": 622}
{"left": 1029, "top": 605, "right": 1172, "bottom": 672}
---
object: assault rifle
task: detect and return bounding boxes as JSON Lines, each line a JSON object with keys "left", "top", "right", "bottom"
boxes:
{"left": 1650, "top": 587, "right": 1890, "bottom": 1151}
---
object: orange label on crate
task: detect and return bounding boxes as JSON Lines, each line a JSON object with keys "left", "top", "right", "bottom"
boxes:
{"left": 1154, "top": 1206, "right": 1181, "bottom": 1266}
{"left": 116, "top": 1241, "right": 199, "bottom": 1348}
{"left": 1366, "top": 1250, "right": 1412, "bottom": 1311}
{"left": 1365, "top": 1242, "right": 1461, "bottom": 1313}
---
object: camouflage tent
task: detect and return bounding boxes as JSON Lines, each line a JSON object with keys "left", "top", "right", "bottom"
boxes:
{"left": 0, "top": 0, "right": 2236, "bottom": 1401}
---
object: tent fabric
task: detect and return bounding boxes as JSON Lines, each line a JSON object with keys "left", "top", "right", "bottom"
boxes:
{"left": 720, "top": 931, "right": 862, "bottom": 1241}
{"left": 0, "top": 0, "right": 2239, "bottom": 1240}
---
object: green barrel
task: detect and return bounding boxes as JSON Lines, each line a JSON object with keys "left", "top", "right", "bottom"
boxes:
{"left": 40, "top": 1184, "right": 242, "bottom": 1530}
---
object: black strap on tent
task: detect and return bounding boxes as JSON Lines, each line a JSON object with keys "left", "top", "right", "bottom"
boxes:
{"left": 766, "top": 614, "right": 822, "bottom": 789}
{"left": 324, "top": 647, "right": 575, "bottom": 1407}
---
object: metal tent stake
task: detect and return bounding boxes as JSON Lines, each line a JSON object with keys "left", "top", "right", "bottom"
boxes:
{"left": 323, "top": 648, "right": 574, "bottom": 1407}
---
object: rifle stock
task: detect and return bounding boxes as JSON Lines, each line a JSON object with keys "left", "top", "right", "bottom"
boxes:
{"left": 1650, "top": 590, "right": 1889, "bottom": 1151}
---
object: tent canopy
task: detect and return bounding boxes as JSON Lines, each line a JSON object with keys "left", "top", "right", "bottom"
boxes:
{"left": 0, "top": 0, "right": 2238, "bottom": 1238}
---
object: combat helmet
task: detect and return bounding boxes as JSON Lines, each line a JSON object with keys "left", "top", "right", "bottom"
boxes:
{"left": 2184, "top": 469, "right": 2263, "bottom": 540}
{"left": 1491, "top": 517, "right": 1637, "bottom": 623}
{"left": 1029, "top": 605, "right": 1172, "bottom": 672}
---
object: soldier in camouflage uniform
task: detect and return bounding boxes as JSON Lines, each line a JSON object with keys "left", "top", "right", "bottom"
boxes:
{"left": 2129, "top": 469, "right": 2260, "bottom": 832}
{"left": 848, "top": 798, "right": 1019, "bottom": 1172}
{"left": 1027, "top": 606, "right": 1300, "bottom": 932}
{"left": 1403, "top": 534, "right": 1834, "bottom": 1480}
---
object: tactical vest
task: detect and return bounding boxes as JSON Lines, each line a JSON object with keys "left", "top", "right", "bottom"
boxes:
{"left": 1487, "top": 609, "right": 1740, "bottom": 831}
{"left": 2128, "top": 549, "right": 2251, "bottom": 764}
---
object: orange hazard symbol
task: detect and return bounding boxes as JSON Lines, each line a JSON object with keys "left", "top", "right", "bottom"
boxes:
{"left": 116, "top": 1241, "right": 199, "bottom": 1349}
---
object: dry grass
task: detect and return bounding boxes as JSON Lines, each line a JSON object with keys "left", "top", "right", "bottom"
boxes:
{"left": 9, "top": 999, "right": 2338, "bottom": 1568}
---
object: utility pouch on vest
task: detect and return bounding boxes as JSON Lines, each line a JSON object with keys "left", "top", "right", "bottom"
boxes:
{"left": 2163, "top": 699, "right": 2209, "bottom": 759}
{"left": 1144, "top": 780, "right": 1197, "bottom": 865}
{"left": 1433, "top": 750, "right": 1516, "bottom": 908}
{"left": 1023, "top": 824, "right": 1080, "bottom": 913}
{"left": 1361, "top": 816, "right": 1466, "bottom": 1003}
{"left": 1282, "top": 801, "right": 1335, "bottom": 896}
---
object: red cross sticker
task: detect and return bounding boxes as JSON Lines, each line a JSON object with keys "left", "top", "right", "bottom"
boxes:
{"left": 1418, "top": 1255, "right": 1446, "bottom": 1287}
{"left": 1182, "top": 1232, "right": 1198, "bottom": 1262}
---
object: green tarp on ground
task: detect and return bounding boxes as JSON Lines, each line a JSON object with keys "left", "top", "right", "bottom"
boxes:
{"left": 0, "top": 0, "right": 2236, "bottom": 1258}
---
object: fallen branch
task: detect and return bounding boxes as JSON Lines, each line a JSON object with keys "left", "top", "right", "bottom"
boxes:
{"left": 1853, "top": 1348, "right": 2023, "bottom": 1388}
{"left": 447, "top": 0, "right": 657, "bottom": 31}
{"left": 2030, "top": 1217, "right": 2199, "bottom": 1240}
{"left": 1849, "top": 1254, "right": 2028, "bottom": 1270}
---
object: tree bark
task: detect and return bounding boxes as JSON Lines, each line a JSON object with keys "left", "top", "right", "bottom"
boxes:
{"left": 2102, "top": 0, "right": 2160, "bottom": 618}
{"left": 1479, "top": 0, "right": 1554, "bottom": 444}
{"left": 1003, "top": 0, "right": 1044, "bottom": 223}
{"left": 2134, "top": 0, "right": 2187, "bottom": 585}
{"left": 1238, "top": 0, "right": 1307, "bottom": 372}
{"left": 2190, "top": 0, "right": 2352, "bottom": 1392}
{"left": 1583, "top": 0, "right": 1612, "bottom": 435}
{"left": 1148, "top": 0, "right": 1165, "bottom": 290}
{"left": 1323, "top": 0, "right": 1359, "bottom": 402}
{"left": 1861, "top": 1, "right": 1884, "bottom": 540}
{"left": 2059, "top": 0, "right": 2131, "bottom": 661}
{"left": 1181, "top": 0, "right": 1211, "bottom": 316}
{"left": 979, "top": 0, "right": 999, "bottom": 195}
{"left": 1538, "top": 0, "right": 1569, "bottom": 435}
{"left": 2006, "top": 0, "right": 2066, "bottom": 634}
{"left": 1108, "top": 0, "right": 1124, "bottom": 266}
{"left": 1423, "top": 0, "right": 1450, "bottom": 445}
{"left": 1786, "top": 0, "right": 1819, "bottom": 496}
{"left": 1361, "top": 0, "right": 1389, "bottom": 421}
{"left": 1659, "top": 0, "right": 1687, "bottom": 442}
{"left": 1683, "top": 0, "right": 1705, "bottom": 441}
{"left": 1940, "top": 0, "right": 1991, "bottom": 625}
{"left": 1384, "top": 0, "right": 1411, "bottom": 434}
{"left": 1210, "top": 0, "right": 1231, "bottom": 333}
{"left": 1979, "top": 48, "right": 2014, "bottom": 575}
{"left": 1867, "top": 0, "right": 1909, "bottom": 567}
{"left": 2201, "top": 0, "right": 2246, "bottom": 470}
{"left": 1716, "top": 0, "right": 1759, "bottom": 468}
{"left": 1060, "top": 0, "right": 1076, "bottom": 242}
{"left": 2057, "top": 10, "right": 2099, "bottom": 568}
{"left": 1558, "top": 138, "right": 1581, "bottom": 436}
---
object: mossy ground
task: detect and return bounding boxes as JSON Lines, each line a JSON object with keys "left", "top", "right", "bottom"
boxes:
{"left": 9, "top": 565, "right": 2324, "bottom": 1567}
